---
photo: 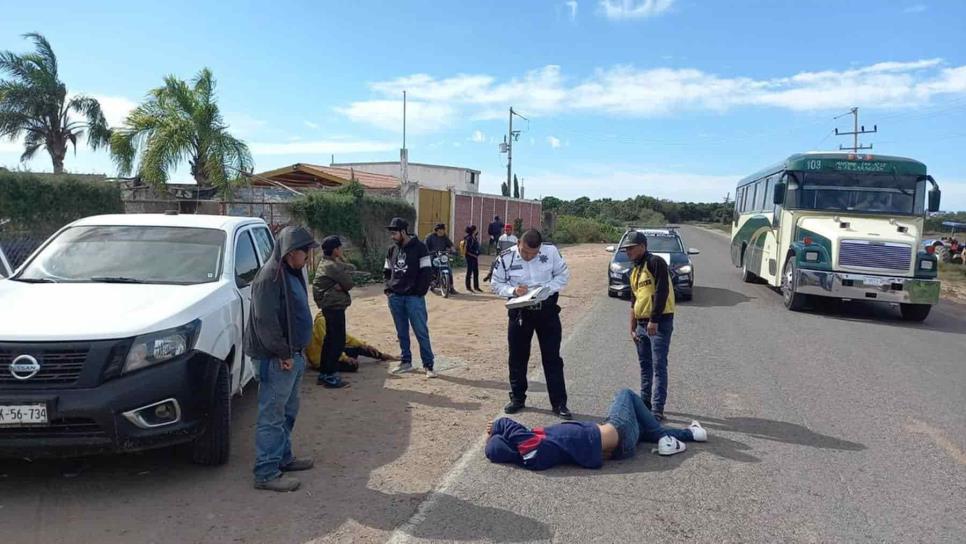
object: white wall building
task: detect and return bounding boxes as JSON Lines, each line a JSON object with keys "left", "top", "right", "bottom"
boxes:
{"left": 331, "top": 161, "right": 481, "bottom": 193}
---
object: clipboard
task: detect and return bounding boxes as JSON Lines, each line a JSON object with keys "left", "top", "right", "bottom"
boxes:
{"left": 506, "top": 286, "right": 552, "bottom": 309}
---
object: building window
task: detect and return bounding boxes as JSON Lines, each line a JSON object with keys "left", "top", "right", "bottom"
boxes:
{"left": 469, "top": 172, "right": 476, "bottom": 185}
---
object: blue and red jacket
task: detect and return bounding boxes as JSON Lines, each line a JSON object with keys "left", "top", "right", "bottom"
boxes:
{"left": 484, "top": 417, "right": 603, "bottom": 470}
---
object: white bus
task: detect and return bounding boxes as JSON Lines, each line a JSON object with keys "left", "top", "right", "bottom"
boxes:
{"left": 731, "top": 152, "right": 942, "bottom": 321}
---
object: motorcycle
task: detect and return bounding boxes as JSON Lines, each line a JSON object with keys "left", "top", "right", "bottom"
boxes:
{"left": 430, "top": 251, "right": 454, "bottom": 298}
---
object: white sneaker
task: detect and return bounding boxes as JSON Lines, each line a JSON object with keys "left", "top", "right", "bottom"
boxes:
{"left": 657, "top": 436, "right": 687, "bottom": 456}
{"left": 425, "top": 370, "right": 438, "bottom": 379}
{"left": 689, "top": 421, "right": 708, "bottom": 442}
{"left": 391, "top": 363, "right": 414, "bottom": 375}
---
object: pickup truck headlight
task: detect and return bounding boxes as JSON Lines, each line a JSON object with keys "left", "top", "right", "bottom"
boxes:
{"left": 675, "top": 265, "right": 692, "bottom": 274}
{"left": 123, "top": 320, "right": 201, "bottom": 374}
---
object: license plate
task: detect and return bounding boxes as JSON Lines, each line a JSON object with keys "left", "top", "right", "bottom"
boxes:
{"left": 864, "top": 277, "right": 888, "bottom": 287}
{"left": 0, "top": 404, "right": 48, "bottom": 426}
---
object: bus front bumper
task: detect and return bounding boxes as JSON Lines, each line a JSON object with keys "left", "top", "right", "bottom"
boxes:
{"left": 795, "top": 270, "right": 940, "bottom": 305}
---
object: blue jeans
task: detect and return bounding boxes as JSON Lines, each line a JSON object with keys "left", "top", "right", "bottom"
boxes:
{"left": 253, "top": 352, "right": 305, "bottom": 483}
{"left": 636, "top": 318, "right": 674, "bottom": 413}
{"left": 606, "top": 388, "right": 693, "bottom": 460}
{"left": 387, "top": 294, "right": 435, "bottom": 370}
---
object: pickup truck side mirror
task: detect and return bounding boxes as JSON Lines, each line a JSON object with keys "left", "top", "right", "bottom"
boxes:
{"left": 773, "top": 182, "right": 787, "bottom": 205}
{"left": 605, "top": 245, "right": 616, "bottom": 253}
{"left": 928, "top": 188, "right": 941, "bottom": 213}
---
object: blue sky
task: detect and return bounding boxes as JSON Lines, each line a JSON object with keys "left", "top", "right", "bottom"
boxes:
{"left": 2, "top": 0, "right": 966, "bottom": 210}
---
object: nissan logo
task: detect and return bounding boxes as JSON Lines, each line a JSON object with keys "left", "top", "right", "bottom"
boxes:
{"left": 10, "top": 354, "right": 41, "bottom": 380}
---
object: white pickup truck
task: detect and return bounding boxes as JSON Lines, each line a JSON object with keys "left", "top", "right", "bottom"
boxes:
{"left": 0, "top": 213, "right": 274, "bottom": 465}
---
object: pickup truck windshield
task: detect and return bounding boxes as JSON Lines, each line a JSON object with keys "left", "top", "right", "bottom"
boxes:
{"left": 17, "top": 226, "right": 226, "bottom": 284}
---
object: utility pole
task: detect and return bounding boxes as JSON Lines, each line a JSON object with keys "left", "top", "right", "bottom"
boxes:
{"left": 501, "top": 107, "right": 527, "bottom": 196}
{"left": 834, "top": 107, "right": 876, "bottom": 153}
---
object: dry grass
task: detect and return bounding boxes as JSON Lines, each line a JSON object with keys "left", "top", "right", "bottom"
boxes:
{"left": 939, "top": 261, "right": 966, "bottom": 303}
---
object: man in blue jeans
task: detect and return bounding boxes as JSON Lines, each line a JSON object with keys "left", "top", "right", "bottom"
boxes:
{"left": 383, "top": 217, "right": 437, "bottom": 378}
{"left": 245, "top": 225, "right": 319, "bottom": 492}
{"left": 623, "top": 231, "right": 676, "bottom": 421}
{"left": 485, "top": 389, "right": 707, "bottom": 470}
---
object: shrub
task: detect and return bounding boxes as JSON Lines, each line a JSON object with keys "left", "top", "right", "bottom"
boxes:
{"left": 0, "top": 172, "right": 123, "bottom": 228}
{"left": 553, "top": 215, "right": 623, "bottom": 244}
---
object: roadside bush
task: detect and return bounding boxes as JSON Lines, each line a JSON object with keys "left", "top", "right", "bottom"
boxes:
{"left": 290, "top": 181, "right": 416, "bottom": 274}
{"left": 0, "top": 171, "right": 123, "bottom": 227}
{"left": 553, "top": 215, "right": 622, "bottom": 244}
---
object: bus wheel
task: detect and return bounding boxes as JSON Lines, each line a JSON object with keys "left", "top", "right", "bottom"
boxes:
{"left": 739, "top": 258, "right": 756, "bottom": 283}
{"left": 899, "top": 303, "right": 931, "bottom": 322}
{"left": 781, "top": 259, "right": 808, "bottom": 311}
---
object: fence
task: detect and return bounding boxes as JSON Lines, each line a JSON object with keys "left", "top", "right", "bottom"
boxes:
{"left": 453, "top": 192, "right": 542, "bottom": 241}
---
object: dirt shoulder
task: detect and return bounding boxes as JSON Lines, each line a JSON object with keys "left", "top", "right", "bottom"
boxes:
{"left": 301, "top": 243, "right": 612, "bottom": 543}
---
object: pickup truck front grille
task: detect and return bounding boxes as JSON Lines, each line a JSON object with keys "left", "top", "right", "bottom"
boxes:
{"left": 839, "top": 240, "right": 912, "bottom": 272}
{"left": 0, "top": 346, "right": 90, "bottom": 387}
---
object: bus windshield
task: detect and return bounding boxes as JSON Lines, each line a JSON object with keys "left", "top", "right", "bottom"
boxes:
{"left": 788, "top": 172, "right": 924, "bottom": 215}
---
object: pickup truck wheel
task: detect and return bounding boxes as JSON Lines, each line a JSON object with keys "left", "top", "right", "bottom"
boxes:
{"left": 899, "top": 303, "right": 931, "bottom": 322}
{"left": 191, "top": 362, "right": 231, "bottom": 466}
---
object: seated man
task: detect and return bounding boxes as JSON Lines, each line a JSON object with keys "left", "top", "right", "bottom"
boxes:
{"left": 485, "top": 388, "right": 706, "bottom": 470}
{"left": 307, "top": 311, "right": 400, "bottom": 372}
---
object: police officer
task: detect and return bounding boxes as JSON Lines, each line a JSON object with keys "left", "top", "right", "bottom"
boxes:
{"left": 491, "top": 229, "right": 572, "bottom": 419}
{"left": 623, "top": 231, "right": 675, "bottom": 421}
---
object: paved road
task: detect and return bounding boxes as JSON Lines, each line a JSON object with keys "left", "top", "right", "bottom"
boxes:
{"left": 390, "top": 226, "right": 966, "bottom": 544}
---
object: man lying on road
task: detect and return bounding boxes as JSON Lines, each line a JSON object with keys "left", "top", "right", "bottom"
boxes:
{"left": 484, "top": 389, "right": 707, "bottom": 470}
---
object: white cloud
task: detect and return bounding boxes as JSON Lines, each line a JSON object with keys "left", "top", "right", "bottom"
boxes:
{"left": 598, "top": 0, "right": 674, "bottom": 20}
{"left": 304, "top": 121, "right": 320, "bottom": 130}
{"left": 249, "top": 139, "right": 397, "bottom": 155}
{"left": 471, "top": 130, "right": 486, "bottom": 143}
{"left": 337, "top": 99, "right": 455, "bottom": 133}
{"left": 548, "top": 136, "right": 562, "bottom": 149}
{"left": 903, "top": 4, "right": 927, "bottom": 13}
{"left": 223, "top": 112, "right": 268, "bottom": 137}
{"left": 565, "top": 1, "right": 578, "bottom": 21}
{"left": 0, "top": 140, "right": 23, "bottom": 153}
{"left": 345, "top": 59, "right": 966, "bottom": 130}
{"left": 526, "top": 167, "right": 738, "bottom": 202}
{"left": 88, "top": 94, "right": 138, "bottom": 127}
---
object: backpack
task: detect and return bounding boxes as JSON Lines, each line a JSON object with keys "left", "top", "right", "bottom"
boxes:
{"left": 458, "top": 239, "right": 467, "bottom": 256}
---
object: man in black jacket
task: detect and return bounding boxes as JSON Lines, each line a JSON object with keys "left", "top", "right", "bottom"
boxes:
{"left": 425, "top": 223, "right": 457, "bottom": 295}
{"left": 384, "top": 217, "right": 438, "bottom": 378}
{"left": 246, "top": 225, "right": 319, "bottom": 492}
{"left": 487, "top": 215, "right": 502, "bottom": 255}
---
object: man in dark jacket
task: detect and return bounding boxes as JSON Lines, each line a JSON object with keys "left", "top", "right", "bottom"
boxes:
{"left": 384, "top": 217, "right": 437, "bottom": 378}
{"left": 463, "top": 225, "right": 482, "bottom": 292}
{"left": 487, "top": 215, "right": 502, "bottom": 255}
{"left": 246, "top": 225, "right": 319, "bottom": 492}
{"left": 425, "top": 223, "right": 457, "bottom": 295}
{"left": 312, "top": 235, "right": 353, "bottom": 389}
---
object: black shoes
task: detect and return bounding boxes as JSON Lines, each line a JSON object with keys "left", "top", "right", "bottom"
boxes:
{"left": 553, "top": 406, "right": 573, "bottom": 420}
{"left": 504, "top": 399, "right": 525, "bottom": 414}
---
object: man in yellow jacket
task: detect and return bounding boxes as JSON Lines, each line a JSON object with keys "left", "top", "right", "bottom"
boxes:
{"left": 623, "top": 231, "right": 675, "bottom": 422}
{"left": 306, "top": 312, "right": 399, "bottom": 372}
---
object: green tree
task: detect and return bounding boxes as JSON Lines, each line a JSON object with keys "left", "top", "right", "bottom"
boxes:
{"left": 0, "top": 33, "right": 111, "bottom": 173}
{"left": 110, "top": 68, "right": 252, "bottom": 190}
{"left": 513, "top": 174, "right": 520, "bottom": 198}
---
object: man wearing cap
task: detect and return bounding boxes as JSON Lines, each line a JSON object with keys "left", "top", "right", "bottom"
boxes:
{"left": 623, "top": 231, "right": 676, "bottom": 421}
{"left": 425, "top": 223, "right": 457, "bottom": 295}
{"left": 247, "top": 225, "right": 319, "bottom": 492}
{"left": 384, "top": 217, "right": 438, "bottom": 378}
{"left": 491, "top": 229, "right": 572, "bottom": 419}
{"left": 312, "top": 235, "right": 354, "bottom": 389}
{"left": 483, "top": 224, "right": 518, "bottom": 283}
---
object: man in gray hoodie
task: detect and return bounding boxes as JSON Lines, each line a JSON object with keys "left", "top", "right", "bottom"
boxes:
{"left": 246, "top": 225, "right": 318, "bottom": 492}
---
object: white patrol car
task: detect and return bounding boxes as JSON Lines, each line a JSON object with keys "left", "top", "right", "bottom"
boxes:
{"left": 0, "top": 213, "right": 273, "bottom": 465}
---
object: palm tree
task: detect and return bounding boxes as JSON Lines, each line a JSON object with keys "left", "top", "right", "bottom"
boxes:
{"left": 110, "top": 68, "right": 253, "bottom": 190}
{"left": 0, "top": 33, "right": 111, "bottom": 173}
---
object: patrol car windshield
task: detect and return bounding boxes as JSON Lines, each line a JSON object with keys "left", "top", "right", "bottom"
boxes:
{"left": 613, "top": 234, "right": 684, "bottom": 262}
{"left": 16, "top": 226, "right": 226, "bottom": 284}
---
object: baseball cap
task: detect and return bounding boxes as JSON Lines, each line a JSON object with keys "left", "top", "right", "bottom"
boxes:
{"left": 619, "top": 231, "right": 648, "bottom": 248}
{"left": 434, "top": 223, "right": 446, "bottom": 231}
{"left": 386, "top": 217, "right": 409, "bottom": 232}
{"left": 320, "top": 235, "right": 342, "bottom": 252}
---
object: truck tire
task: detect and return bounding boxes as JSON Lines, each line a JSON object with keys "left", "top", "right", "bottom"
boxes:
{"left": 191, "top": 362, "right": 231, "bottom": 466}
{"left": 899, "top": 303, "right": 931, "bottom": 322}
{"left": 739, "top": 258, "right": 756, "bottom": 283}
{"left": 781, "top": 259, "right": 808, "bottom": 311}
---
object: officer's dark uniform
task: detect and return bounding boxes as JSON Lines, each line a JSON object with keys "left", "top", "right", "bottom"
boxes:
{"left": 491, "top": 240, "right": 572, "bottom": 418}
